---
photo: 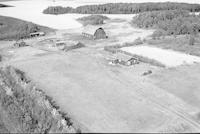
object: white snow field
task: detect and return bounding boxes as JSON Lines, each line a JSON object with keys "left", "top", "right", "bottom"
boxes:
{"left": 121, "top": 46, "right": 200, "bottom": 67}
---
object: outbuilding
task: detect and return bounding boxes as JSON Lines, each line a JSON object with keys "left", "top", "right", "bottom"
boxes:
{"left": 82, "top": 26, "right": 108, "bottom": 40}
{"left": 110, "top": 53, "right": 139, "bottom": 66}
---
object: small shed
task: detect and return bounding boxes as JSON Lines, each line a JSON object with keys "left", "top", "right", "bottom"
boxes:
{"left": 82, "top": 26, "right": 108, "bottom": 40}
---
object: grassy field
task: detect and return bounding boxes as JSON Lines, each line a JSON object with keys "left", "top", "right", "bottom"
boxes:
{"left": 146, "top": 35, "right": 200, "bottom": 56}
{"left": 0, "top": 15, "right": 54, "bottom": 40}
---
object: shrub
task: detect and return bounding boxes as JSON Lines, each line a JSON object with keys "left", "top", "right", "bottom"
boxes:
{"left": 77, "top": 15, "right": 109, "bottom": 26}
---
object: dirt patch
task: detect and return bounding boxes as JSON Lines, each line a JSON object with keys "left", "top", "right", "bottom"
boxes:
{"left": 0, "top": 66, "right": 80, "bottom": 133}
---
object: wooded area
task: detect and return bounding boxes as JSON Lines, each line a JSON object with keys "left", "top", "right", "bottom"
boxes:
{"left": 43, "top": 2, "right": 200, "bottom": 14}
{"left": 132, "top": 10, "right": 200, "bottom": 44}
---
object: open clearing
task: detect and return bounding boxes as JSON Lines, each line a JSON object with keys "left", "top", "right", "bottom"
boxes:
{"left": 121, "top": 45, "right": 200, "bottom": 67}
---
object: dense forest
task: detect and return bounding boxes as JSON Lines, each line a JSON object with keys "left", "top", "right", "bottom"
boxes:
{"left": 43, "top": 2, "right": 200, "bottom": 15}
{"left": 132, "top": 10, "right": 200, "bottom": 39}
{"left": 77, "top": 15, "right": 109, "bottom": 26}
{"left": 0, "top": 16, "right": 53, "bottom": 40}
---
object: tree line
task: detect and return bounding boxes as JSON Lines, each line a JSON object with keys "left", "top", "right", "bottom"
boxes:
{"left": 132, "top": 10, "right": 200, "bottom": 45}
{"left": 43, "top": 2, "right": 200, "bottom": 15}
{"left": 132, "top": 10, "right": 200, "bottom": 35}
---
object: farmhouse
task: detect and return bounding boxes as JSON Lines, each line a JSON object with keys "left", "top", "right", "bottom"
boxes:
{"left": 82, "top": 26, "right": 108, "bottom": 40}
{"left": 110, "top": 53, "right": 139, "bottom": 66}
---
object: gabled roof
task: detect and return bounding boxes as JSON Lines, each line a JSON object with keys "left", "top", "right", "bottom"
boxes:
{"left": 82, "top": 25, "right": 105, "bottom": 35}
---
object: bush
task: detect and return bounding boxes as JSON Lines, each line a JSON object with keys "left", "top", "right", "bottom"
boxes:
{"left": 77, "top": 15, "right": 109, "bottom": 26}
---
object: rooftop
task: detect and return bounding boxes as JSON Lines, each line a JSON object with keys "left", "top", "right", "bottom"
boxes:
{"left": 82, "top": 25, "right": 105, "bottom": 35}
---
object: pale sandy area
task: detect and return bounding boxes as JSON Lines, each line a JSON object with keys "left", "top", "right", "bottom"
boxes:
{"left": 121, "top": 46, "right": 200, "bottom": 67}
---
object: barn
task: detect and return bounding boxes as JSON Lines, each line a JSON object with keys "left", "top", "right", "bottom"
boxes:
{"left": 94, "top": 28, "right": 107, "bottom": 39}
{"left": 82, "top": 26, "right": 108, "bottom": 40}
